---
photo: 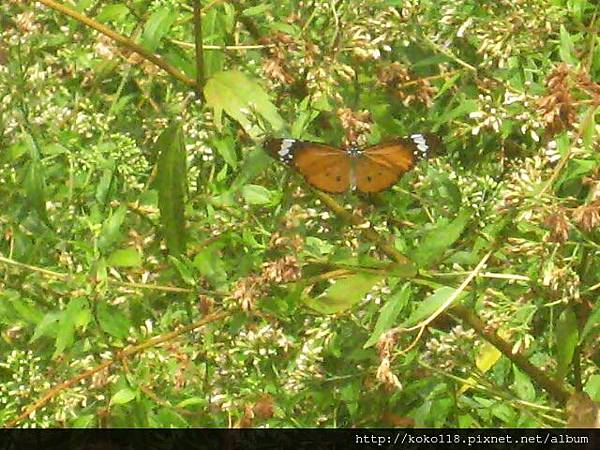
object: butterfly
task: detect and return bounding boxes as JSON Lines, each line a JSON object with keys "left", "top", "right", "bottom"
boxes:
{"left": 265, "top": 134, "right": 440, "bottom": 193}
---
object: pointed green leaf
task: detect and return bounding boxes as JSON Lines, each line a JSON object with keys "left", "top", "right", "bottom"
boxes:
{"left": 411, "top": 210, "right": 470, "bottom": 268}
{"left": 364, "top": 284, "right": 411, "bottom": 348}
{"left": 110, "top": 388, "right": 136, "bottom": 405}
{"left": 98, "top": 205, "right": 127, "bottom": 252}
{"left": 559, "top": 25, "right": 578, "bottom": 65}
{"left": 511, "top": 366, "right": 536, "bottom": 402}
{"left": 97, "top": 300, "right": 130, "bottom": 340}
{"left": 401, "top": 286, "right": 466, "bottom": 328}
{"left": 556, "top": 307, "right": 579, "bottom": 378}
{"left": 241, "top": 184, "right": 281, "bottom": 206}
{"left": 107, "top": 247, "right": 142, "bottom": 267}
{"left": 53, "top": 298, "right": 90, "bottom": 358}
{"left": 156, "top": 123, "right": 187, "bottom": 256}
{"left": 302, "top": 273, "right": 382, "bottom": 315}
{"left": 580, "top": 300, "right": 600, "bottom": 344}
{"left": 141, "top": 7, "right": 176, "bottom": 52}
{"left": 204, "top": 71, "right": 284, "bottom": 133}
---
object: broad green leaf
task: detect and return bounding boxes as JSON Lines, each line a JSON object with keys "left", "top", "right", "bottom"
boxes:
{"left": 511, "top": 366, "right": 535, "bottom": 402}
{"left": 71, "top": 414, "right": 95, "bottom": 427}
{"left": 204, "top": 71, "right": 284, "bottom": 133}
{"left": 31, "top": 312, "right": 61, "bottom": 342}
{"left": 241, "top": 184, "right": 280, "bottom": 206}
{"left": 302, "top": 273, "right": 383, "bottom": 315}
{"left": 53, "top": 298, "right": 90, "bottom": 358}
{"left": 580, "top": 300, "right": 600, "bottom": 344}
{"left": 435, "top": 99, "right": 478, "bottom": 125}
{"left": 97, "top": 4, "right": 129, "bottom": 22}
{"left": 110, "top": 388, "right": 136, "bottom": 405}
{"left": 98, "top": 205, "right": 127, "bottom": 252}
{"left": 559, "top": 25, "right": 578, "bottom": 65}
{"left": 584, "top": 374, "right": 600, "bottom": 402}
{"left": 401, "top": 286, "right": 466, "bottom": 328}
{"left": 229, "top": 149, "right": 272, "bottom": 192}
{"left": 8, "top": 295, "right": 43, "bottom": 324}
{"left": 107, "top": 247, "right": 142, "bottom": 267}
{"left": 97, "top": 301, "right": 130, "bottom": 340}
{"left": 156, "top": 408, "right": 189, "bottom": 427}
{"left": 193, "top": 247, "right": 228, "bottom": 288}
{"left": 411, "top": 210, "right": 470, "bottom": 268}
{"left": 556, "top": 307, "right": 579, "bottom": 378}
{"left": 141, "top": 7, "right": 176, "bottom": 52}
{"left": 364, "top": 284, "right": 410, "bottom": 348}
{"left": 211, "top": 136, "right": 238, "bottom": 168}
{"left": 176, "top": 397, "right": 209, "bottom": 409}
{"left": 242, "top": 4, "right": 271, "bottom": 16}
{"left": 156, "top": 123, "right": 187, "bottom": 256}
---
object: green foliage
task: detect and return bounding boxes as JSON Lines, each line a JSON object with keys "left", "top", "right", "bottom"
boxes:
{"left": 0, "top": 0, "right": 599, "bottom": 429}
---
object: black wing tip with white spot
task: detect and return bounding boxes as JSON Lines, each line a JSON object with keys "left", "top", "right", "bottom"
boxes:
{"left": 264, "top": 138, "right": 298, "bottom": 165}
{"left": 404, "top": 133, "right": 442, "bottom": 160}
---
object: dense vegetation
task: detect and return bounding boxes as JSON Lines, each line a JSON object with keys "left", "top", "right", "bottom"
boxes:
{"left": 1, "top": 0, "right": 599, "bottom": 428}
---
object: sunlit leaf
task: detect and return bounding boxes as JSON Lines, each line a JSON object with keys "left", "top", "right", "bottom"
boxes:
{"left": 302, "top": 273, "right": 383, "bottom": 315}
{"left": 110, "top": 388, "right": 136, "bottom": 405}
{"left": 204, "top": 71, "right": 284, "bottom": 133}
{"left": 401, "top": 286, "right": 466, "bottom": 328}
{"left": 107, "top": 247, "right": 142, "bottom": 267}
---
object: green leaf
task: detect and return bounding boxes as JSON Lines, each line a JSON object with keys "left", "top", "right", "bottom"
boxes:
{"left": 401, "top": 286, "right": 466, "bottom": 328}
{"left": 410, "top": 210, "right": 470, "bottom": 268}
{"left": 23, "top": 135, "right": 48, "bottom": 223}
{"left": 559, "top": 25, "right": 578, "bottom": 65}
{"left": 71, "top": 414, "right": 95, "bottom": 427}
{"left": 31, "top": 312, "right": 61, "bottom": 342}
{"left": 211, "top": 136, "right": 238, "bottom": 168}
{"left": 97, "top": 4, "right": 129, "bottom": 22}
{"left": 556, "top": 307, "right": 579, "bottom": 378}
{"left": 242, "top": 4, "right": 271, "bottom": 16}
{"left": 97, "top": 300, "right": 130, "bottom": 340}
{"left": 176, "top": 397, "right": 209, "bottom": 409}
{"left": 141, "top": 7, "right": 177, "bottom": 52}
{"left": 98, "top": 205, "right": 127, "bottom": 252}
{"left": 193, "top": 246, "right": 228, "bottom": 288}
{"left": 156, "top": 408, "right": 189, "bottom": 427}
{"left": 241, "top": 184, "right": 280, "bottom": 206}
{"left": 169, "top": 255, "right": 196, "bottom": 286}
{"left": 53, "top": 298, "right": 90, "bottom": 358}
{"left": 302, "top": 273, "right": 383, "bottom": 315}
{"left": 110, "top": 388, "right": 136, "bottom": 405}
{"left": 580, "top": 300, "right": 600, "bottom": 344}
{"left": 364, "top": 284, "right": 410, "bottom": 348}
{"left": 204, "top": 71, "right": 284, "bottom": 133}
{"left": 511, "top": 366, "right": 536, "bottom": 402}
{"left": 107, "top": 247, "right": 142, "bottom": 267}
{"left": 156, "top": 123, "right": 187, "bottom": 256}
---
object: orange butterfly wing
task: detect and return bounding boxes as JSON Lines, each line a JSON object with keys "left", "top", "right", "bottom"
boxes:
{"left": 265, "top": 139, "right": 351, "bottom": 193}
{"left": 355, "top": 140, "right": 416, "bottom": 193}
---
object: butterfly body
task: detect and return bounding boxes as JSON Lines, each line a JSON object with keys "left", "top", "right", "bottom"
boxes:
{"left": 265, "top": 134, "right": 440, "bottom": 194}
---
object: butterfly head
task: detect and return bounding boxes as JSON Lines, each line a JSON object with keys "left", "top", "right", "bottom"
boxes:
{"left": 347, "top": 144, "right": 362, "bottom": 157}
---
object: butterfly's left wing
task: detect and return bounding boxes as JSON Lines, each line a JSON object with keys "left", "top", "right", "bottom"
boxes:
{"left": 265, "top": 138, "right": 351, "bottom": 193}
{"left": 356, "top": 134, "right": 441, "bottom": 193}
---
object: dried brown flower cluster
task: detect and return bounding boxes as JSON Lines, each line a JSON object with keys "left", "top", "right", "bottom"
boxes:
{"left": 232, "top": 255, "right": 301, "bottom": 311}
{"left": 573, "top": 200, "right": 600, "bottom": 233}
{"left": 337, "top": 107, "right": 372, "bottom": 146}
{"left": 375, "top": 331, "right": 402, "bottom": 391}
{"left": 545, "top": 210, "right": 570, "bottom": 243}
{"left": 537, "top": 63, "right": 577, "bottom": 135}
{"left": 262, "top": 33, "right": 297, "bottom": 85}
{"left": 378, "top": 62, "right": 436, "bottom": 107}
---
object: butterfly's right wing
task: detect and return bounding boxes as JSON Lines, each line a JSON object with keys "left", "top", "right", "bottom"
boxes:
{"left": 356, "top": 134, "right": 442, "bottom": 193}
{"left": 265, "top": 138, "right": 351, "bottom": 193}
